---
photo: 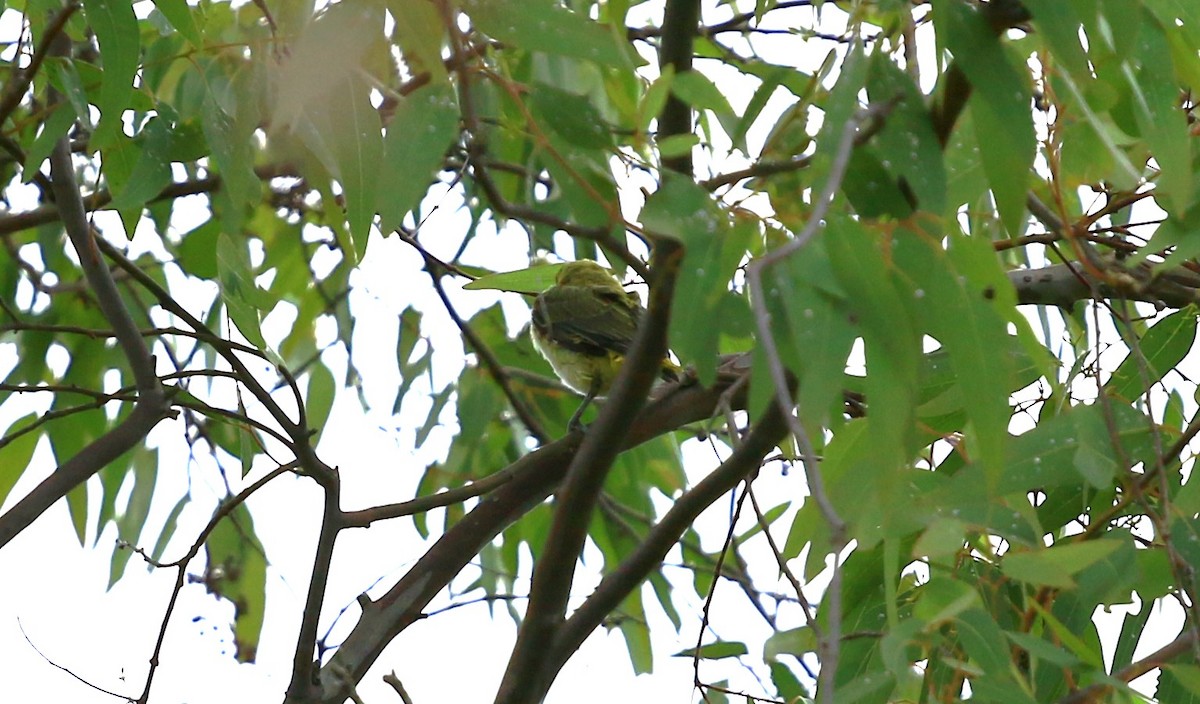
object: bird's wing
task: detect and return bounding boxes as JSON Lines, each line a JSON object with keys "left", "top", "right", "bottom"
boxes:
{"left": 533, "top": 286, "right": 639, "bottom": 357}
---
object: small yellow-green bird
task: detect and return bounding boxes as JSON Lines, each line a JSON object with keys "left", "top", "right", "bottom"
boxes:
{"left": 531, "top": 260, "right": 681, "bottom": 429}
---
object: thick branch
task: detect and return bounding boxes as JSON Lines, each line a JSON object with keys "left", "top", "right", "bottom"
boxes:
{"left": 658, "top": 0, "right": 701, "bottom": 175}
{"left": 286, "top": 463, "right": 343, "bottom": 700}
{"left": 1008, "top": 263, "right": 1200, "bottom": 309}
{"left": 0, "top": 37, "right": 172, "bottom": 549}
{"left": 309, "top": 356, "right": 752, "bottom": 704}
{"left": 541, "top": 402, "right": 789, "bottom": 695}
{"left": 493, "top": 242, "right": 685, "bottom": 704}
{"left": 929, "top": 0, "right": 1031, "bottom": 145}
{"left": 1058, "top": 628, "right": 1199, "bottom": 704}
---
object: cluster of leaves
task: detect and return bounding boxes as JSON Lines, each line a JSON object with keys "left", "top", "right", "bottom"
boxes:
{"left": 1, "top": 0, "right": 1200, "bottom": 702}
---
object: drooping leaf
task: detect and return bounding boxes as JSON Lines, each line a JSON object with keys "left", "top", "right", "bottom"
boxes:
{"left": 81, "top": 0, "right": 139, "bottom": 148}
{"left": 203, "top": 502, "right": 267, "bottom": 662}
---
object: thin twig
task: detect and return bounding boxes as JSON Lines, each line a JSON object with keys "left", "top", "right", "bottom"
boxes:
{"left": 744, "top": 104, "right": 863, "bottom": 704}
{"left": 133, "top": 464, "right": 296, "bottom": 703}
{"left": 0, "top": 3, "right": 80, "bottom": 130}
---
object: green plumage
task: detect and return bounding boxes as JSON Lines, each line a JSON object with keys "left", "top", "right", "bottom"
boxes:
{"left": 530, "top": 261, "right": 680, "bottom": 428}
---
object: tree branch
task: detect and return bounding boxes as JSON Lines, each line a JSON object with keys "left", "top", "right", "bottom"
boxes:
{"left": 133, "top": 464, "right": 295, "bottom": 703}
{"left": 309, "top": 356, "right": 753, "bottom": 704}
{"left": 0, "top": 34, "right": 173, "bottom": 550}
{"left": 0, "top": 3, "right": 80, "bottom": 131}
{"left": 658, "top": 0, "right": 701, "bottom": 175}
{"left": 286, "top": 458, "right": 343, "bottom": 700}
{"left": 0, "top": 166, "right": 292, "bottom": 237}
{"left": 542, "top": 401, "right": 788, "bottom": 693}
{"left": 493, "top": 241, "right": 685, "bottom": 704}
{"left": 1057, "top": 628, "right": 1199, "bottom": 704}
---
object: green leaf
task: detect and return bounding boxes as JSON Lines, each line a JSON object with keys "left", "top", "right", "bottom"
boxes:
{"left": 670, "top": 70, "right": 739, "bottom": 142}
{"left": 933, "top": 0, "right": 1034, "bottom": 234}
{"left": 764, "top": 627, "right": 817, "bottom": 660}
{"left": 464, "top": 264, "right": 560, "bottom": 295}
{"left": 329, "top": 76, "right": 383, "bottom": 259}
{"left": 617, "top": 588, "right": 653, "bottom": 674}
{"left": 204, "top": 502, "right": 267, "bottom": 662}
{"left": 45, "top": 57, "right": 94, "bottom": 131}
{"left": 675, "top": 640, "right": 748, "bottom": 660}
{"left": 82, "top": 0, "right": 139, "bottom": 148}
{"left": 1169, "top": 515, "right": 1200, "bottom": 579}
{"left": 270, "top": 2, "right": 379, "bottom": 131}
{"left": 530, "top": 82, "right": 613, "bottom": 149}
{"left": 176, "top": 218, "right": 221, "bottom": 280}
{"left": 913, "top": 575, "right": 979, "bottom": 625}
{"left": 1029, "top": 600, "right": 1105, "bottom": 670}
{"left": 892, "top": 227, "right": 1013, "bottom": 482}
{"left": 201, "top": 72, "right": 260, "bottom": 228}
{"left": 912, "top": 517, "right": 967, "bottom": 560}
{"left": 0, "top": 414, "right": 41, "bottom": 507}
{"left": 1070, "top": 406, "right": 1119, "bottom": 488}
{"left": 109, "top": 447, "right": 157, "bottom": 587}
{"left": 108, "top": 117, "right": 173, "bottom": 212}
{"left": 378, "top": 82, "right": 459, "bottom": 234}
{"left": 1162, "top": 665, "right": 1200, "bottom": 699}
{"left": 1023, "top": 0, "right": 1089, "bottom": 78}
{"left": 638, "top": 66, "right": 675, "bottom": 136}
{"left": 865, "top": 55, "right": 946, "bottom": 213}
{"left": 825, "top": 216, "right": 920, "bottom": 480}
{"left": 149, "top": 493, "right": 190, "bottom": 567}
{"left": 216, "top": 232, "right": 270, "bottom": 349}
{"left": 956, "top": 608, "right": 1010, "bottom": 675}
{"left": 1050, "top": 69, "right": 1143, "bottom": 192}
{"left": 943, "top": 111, "right": 989, "bottom": 214}
{"left": 464, "top": 0, "right": 638, "bottom": 68}
{"left": 1002, "top": 540, "right": 1122, "bottom": 588}
{"left": 23, "top": 102, "right": 77, "bottom": 183}
{"left": 305, "top": 363, "right": 336, "bottom": 446}
{"left": 769, "top": 661, "right": 807, "bottom": 700}
{"left": 996, "top": 402, "right": 1155, "bottom": 495}
{"left": 416, "top": 384, "right": 454, "bottom": 448}
{"left": 47, "top": 338, "right": 111, "bottom": 545}
{"left": 1128, "top": 16, "right": 1193, "bottom": 213}
{"left": 645, "top": 176, "right": 751, "bottom": 384}
{"left": 1006, "top": 631, "right": 1079, "bottom": 669}
{"left": 1106, "top": 307, "right": 1198, "bottom": 402}
{"left": 389, "top": 0, "right": 446, "bottom": 81}
{"left": 761, "top": 238, "right": 855, "bottom": 429}
{"left": 840, "top": 146, "right": 914, "bottom": 219}
{"left": 152, "top": 0, "right": 202, "bottom": 49}
{"left": 97, "top": 132, "right": 145, "bottom": 234}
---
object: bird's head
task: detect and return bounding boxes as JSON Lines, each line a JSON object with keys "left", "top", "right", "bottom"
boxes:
{"left": 555, "top": 260, "right": 623, "bottom": 289}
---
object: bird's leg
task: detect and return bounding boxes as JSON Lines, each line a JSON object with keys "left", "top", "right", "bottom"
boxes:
{"left": 568, "top": 377, "right": 601, "bottom": 432}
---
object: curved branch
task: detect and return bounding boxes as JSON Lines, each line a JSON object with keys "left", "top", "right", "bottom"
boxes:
{"left": 0, "top": 34, "right": 173, "bottom": 549}
{"left": 0, "top": 3, "right": 80, "bottom": 130}
{"left": 286, "top": 458, "right": 342, "bottom": 700}
{"left": 543, "top": 402, "right": 788, "bottom": 695}
{"left": 310, "top": 356, "right": 753, "bottom": 704}
{"left": 404, "top": 235, "right": 551, "bottom": 444}
{"left": 493, "top": 241, "right": 684, "bottom": 704}
{"left": 1057, "top": 628, "right": 1199, "bottom": 704}
{"left": 133, "top": 464, "right": 296, "bottom": 703}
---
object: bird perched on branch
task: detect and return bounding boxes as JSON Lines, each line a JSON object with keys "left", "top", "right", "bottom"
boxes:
{"left": 531, "top": 260, "right": 681, "bottom": 430}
